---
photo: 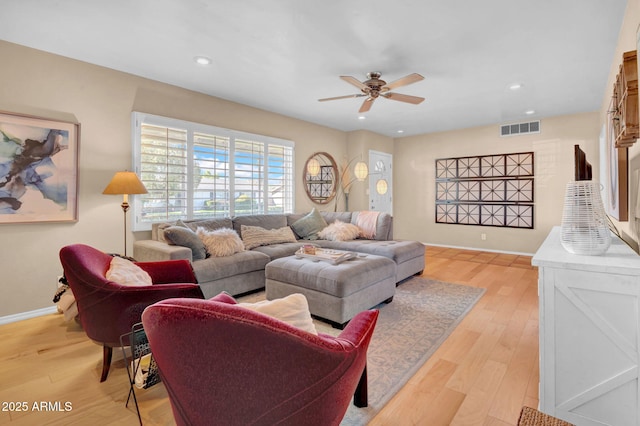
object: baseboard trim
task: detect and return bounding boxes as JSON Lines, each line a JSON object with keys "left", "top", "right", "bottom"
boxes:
{"left": 0, "top": 306, "right": 58, "bottom": 325}
{"left": 424, "top": 242, "right": 534, "bottom": 257}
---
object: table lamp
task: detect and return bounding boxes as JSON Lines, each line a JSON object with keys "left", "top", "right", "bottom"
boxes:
{"left": 103, "top": 171, "right": 148, "bottom": 256}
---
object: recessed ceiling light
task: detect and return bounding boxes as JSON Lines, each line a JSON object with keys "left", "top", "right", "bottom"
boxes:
{"left": 358, "top": 116, "right": 366, "bottom": 120}
{"left": 509, "top": 83, "right": 523, "bottom": 90}
{"left": 194, "top": 56, "right": 212, "bottom": 65}
{"left": 525, "top": 109, "right": 535, "bottom": 115}
{"left": 397, "top": 130, "right": 404, "bottom": 134}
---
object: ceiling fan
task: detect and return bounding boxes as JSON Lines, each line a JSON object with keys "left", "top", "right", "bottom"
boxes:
{"left": 318, "top": 71, "right": 425, "bottom": 113}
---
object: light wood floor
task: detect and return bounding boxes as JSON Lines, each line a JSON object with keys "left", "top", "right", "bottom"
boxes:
{"left": 0, "top": 246, "right": 538, "bottom": 425}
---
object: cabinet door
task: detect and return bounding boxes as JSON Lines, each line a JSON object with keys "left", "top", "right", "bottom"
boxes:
{"left": 544, "top": 267, "right": 640, "bottom": 425}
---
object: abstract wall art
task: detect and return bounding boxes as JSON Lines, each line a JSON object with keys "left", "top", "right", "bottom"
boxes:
{"left": 435, "top": 151, "right": 534, "bottom": 229}
{"left": 0, "top": 112, "right": 79, "bottom": 223}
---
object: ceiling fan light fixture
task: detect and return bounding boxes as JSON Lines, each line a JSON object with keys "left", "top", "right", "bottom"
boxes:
{"left": 319, "top": 72, "right": 425, "bottom": 112}
{"left": 525, "top": 109, "right": 536, "bottom": 115}
{"left": 509, "top": 83, "right": 523, "bottom": 90}
{"left": 358, "top": 115, "right": 366, "bottom": 120}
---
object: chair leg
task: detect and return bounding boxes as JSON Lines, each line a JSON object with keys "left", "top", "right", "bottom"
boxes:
{"left": 100, "top": 345, "right": 113, "bottom": 382}
{"left": 354, "top": 365, "right": 368, "bottom": 407}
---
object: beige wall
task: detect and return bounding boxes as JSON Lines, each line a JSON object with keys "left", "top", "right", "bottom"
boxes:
{"left": 601, "top": 0, "right": 640, "bottom": 248}
{"left": 393, "top": 112, "right": 600, "bottom": 254}
{"left": 0, "top": 41, "right": 349, "bottom": 317}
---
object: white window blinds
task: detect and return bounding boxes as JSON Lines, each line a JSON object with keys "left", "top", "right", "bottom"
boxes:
{"left": 132, "top": 112, "right": 294, "bottom": 231}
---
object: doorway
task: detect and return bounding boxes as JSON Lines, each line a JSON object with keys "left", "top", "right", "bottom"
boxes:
{"left": 369, "top": 150, "right": 392, "bottom": 214}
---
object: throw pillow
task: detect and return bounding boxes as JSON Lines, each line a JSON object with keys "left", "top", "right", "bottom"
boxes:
{"left": 239, "top": 293, "right": 318, "bottom": 335}
{"left": 318, "top": 220, "right": 361, "bottom": 241}
{"left": 290, "top": 208, "right": 328, "bottom": 240}
{"left": 164, "top": 225, "right": 207, "bottom": 260}
{"left": 106, "top": 257, "right": 153, "bottom": 286}
{"left": 196, "top": 227, "right": 244, "bottom": 257}
{"left": 240, "top": 225, "right": 297, "bottom": 250}
{"left": 355, "top": 210, "right": 380, "bottom": 239}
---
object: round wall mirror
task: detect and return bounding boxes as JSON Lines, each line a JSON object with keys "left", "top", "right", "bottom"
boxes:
{"left": 303, "top": 152, "right": 338, "bottom": 204}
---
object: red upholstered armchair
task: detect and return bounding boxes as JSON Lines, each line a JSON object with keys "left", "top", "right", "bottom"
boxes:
{"left": 59, "top": 243, "right": 204, "bottom": 382}
{"left": 142, "top": 294, "right": 379, "bottom": 426}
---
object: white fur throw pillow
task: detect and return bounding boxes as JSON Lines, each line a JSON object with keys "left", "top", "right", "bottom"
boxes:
{"left": 318, "top": 220, "right": 361, "bottom": 241}
{"left": 239, "top": 293, "right": 318, "bottom": 335}
{"left": 106, "top": 257, "right": 153, "bottom": 286}
{"left": 196, "top": 227, "right": 244, "bottom": 257}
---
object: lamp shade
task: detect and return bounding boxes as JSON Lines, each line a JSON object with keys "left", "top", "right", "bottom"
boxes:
{"left": 306, "top": 158, "right": 321, "bottom": 177}
{"left": 354, "top": 161, "right": 368, "bottom": 181}
{"left": 376, "top": 179, "right": 388, "bottom": 195}
{"left": 103, "top": 171, "right": 148, "bottom": 195}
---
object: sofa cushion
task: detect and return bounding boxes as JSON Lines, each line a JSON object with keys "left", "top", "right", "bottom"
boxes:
{"left": 290, "top": 208, "right": 327, "bottom": 240}
{"left": 251, "top": 242, "right": 305, "bottom": 260}
{"left": 164, "top": 225, "right": 207, "bottom": 260}
{"left": 192, "top": 250, "right": 270, "bottom": 282}
{"left": 319, "top": 211, "right": 352, "bottom": 224}
{"left": 183, "top": 217, "right": 234, "bottom": 233}
{"left": 196, "top": 227, "right": 244, "bottom": 257}
{"left": 241, "top": 225, "right": 297, "bottom": 250}
{"left": 238, "top": 293, "right": 318, "bottom": 335}
{"left": 233, "top": 214, "right": 288, "bottom": 236}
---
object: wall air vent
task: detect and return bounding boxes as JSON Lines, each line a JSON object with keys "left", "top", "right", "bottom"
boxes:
{"left": 500, "top": 120, "right": 540, "bottom": 137}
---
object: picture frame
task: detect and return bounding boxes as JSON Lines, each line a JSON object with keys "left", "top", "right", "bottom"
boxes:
{"left": 606, "top": 102, "right": 629, "bottom": 221}
{"left": 0, "top": 111, "right": 79, "bottom": 223}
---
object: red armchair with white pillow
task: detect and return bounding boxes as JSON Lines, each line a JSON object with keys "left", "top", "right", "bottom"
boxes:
{"left": 142, "top": 293, "right": 379, "bottom": 426}
{"left": 59, "top": 243, "right": 204, "bottom": 382}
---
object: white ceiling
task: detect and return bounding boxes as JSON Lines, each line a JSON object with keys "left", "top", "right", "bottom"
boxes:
{"left": 0, "top": 0, "right": 629, "bottom": 137}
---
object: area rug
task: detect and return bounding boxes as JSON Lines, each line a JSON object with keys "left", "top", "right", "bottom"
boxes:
{"left": 517, "top": 406, "right": 575, "bottom": 426}
{"left": 239, "top": 276, "right": 485, "bottom": 426}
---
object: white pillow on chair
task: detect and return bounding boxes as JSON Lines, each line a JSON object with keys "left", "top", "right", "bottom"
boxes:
{"left": 106, "top": 257, "right": 152, "bottom": 287}
{"left": 239, "top": 293, "right": 318, "bottom": 335}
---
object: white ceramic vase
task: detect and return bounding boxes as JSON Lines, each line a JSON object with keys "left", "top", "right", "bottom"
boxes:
{"left": 560, "top": 181, "right": 611, "bottom": 255}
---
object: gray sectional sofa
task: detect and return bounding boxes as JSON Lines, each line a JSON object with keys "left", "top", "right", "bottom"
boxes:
{"left": 133, "top": 211, "right": 425, "bottom": 299}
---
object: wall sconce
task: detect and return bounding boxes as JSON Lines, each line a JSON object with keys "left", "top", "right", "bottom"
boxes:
{"left": 376, "top": 179, "right": 388, "bottom": 195}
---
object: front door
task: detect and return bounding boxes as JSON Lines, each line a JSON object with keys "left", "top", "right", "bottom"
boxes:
{"left": 369, "top": 150, "right": 392, "bottom": 214}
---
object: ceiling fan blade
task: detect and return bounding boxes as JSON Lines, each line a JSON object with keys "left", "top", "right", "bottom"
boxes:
{"left": 359, "top": 97, "right": 375, "bottom": 113}
{"left": 382, "top": 92, "right": 425, "bottom": 105}
{"left": 318, "top": 94, "right": 366, "bottom": 102}
{"left": 383, "top": 73, "right": 425, "bottom": 91}
{"left": 340, "top": 75, "right": 368, "bottom": 91}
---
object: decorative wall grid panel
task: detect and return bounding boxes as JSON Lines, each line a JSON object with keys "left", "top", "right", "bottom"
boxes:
{"left": 435, "top": 152, "right": 534, "bottom": 228}
{"left": 306, "top": 165, "right": 335, "bottom": 202}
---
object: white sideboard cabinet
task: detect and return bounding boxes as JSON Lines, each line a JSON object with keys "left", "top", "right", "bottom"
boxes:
{"left": 532, "top": 227, "right": 640, "bottom": 425}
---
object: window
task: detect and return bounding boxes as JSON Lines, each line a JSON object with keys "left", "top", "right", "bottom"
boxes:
{"left": 132, "top": 112, "right": 294, "bottom": 231}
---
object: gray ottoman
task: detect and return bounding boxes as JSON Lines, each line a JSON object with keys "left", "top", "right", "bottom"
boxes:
{"left": 265, "top": 254, "right": 396, "bottom": 328}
